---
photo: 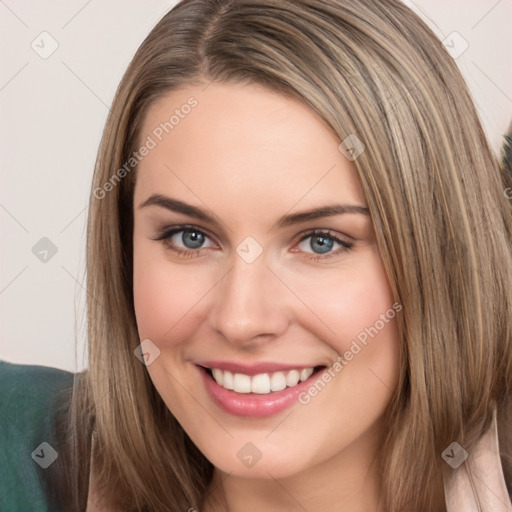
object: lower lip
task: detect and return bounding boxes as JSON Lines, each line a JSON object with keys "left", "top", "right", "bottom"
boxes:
{"left": 198, "top": 366, "right": 321, "bottom": 417}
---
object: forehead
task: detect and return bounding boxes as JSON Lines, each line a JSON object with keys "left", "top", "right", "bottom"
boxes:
{"left": 135, "top": 82, "right": 366, "bottom": 216}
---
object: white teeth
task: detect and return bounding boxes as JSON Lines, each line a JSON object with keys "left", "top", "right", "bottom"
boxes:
{"left": 212, "top": 368, "right": 223, "bottom": 386}
{"left": 270, "top": 372, "right": 287, "bottom": 391}
{"left": 286, "top": 369, "right": 300, "bottom": 387}
{"left": 209, "top": 366, "right": 317, "bottom": 394}
{"left": 251, "top": 373, "right": 270, "bottom": 394}
{"left": 223, "top": 370, "right": 234, "bottom": 390}
{"left": 300, "top": 368, "right": 314, "bottom": 381}
{"left": 233, "top": 373, "right": 252, "bottom": 393}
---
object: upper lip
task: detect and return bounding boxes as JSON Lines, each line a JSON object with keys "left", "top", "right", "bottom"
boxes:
{"left": 197, "top": 361, "right": 323, "bottom": 376}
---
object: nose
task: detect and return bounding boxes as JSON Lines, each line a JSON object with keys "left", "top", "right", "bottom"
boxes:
{"left": 207, "top": 252, "right": 290, "bottom": 347}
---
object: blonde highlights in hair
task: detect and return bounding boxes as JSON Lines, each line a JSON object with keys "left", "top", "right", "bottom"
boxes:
{"left": 54, "top": 1, "right": 512, "bottom": 510}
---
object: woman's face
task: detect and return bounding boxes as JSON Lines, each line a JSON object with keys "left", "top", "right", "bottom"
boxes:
{"left": 132, "top": 81, "right": 400, "bottom": 479}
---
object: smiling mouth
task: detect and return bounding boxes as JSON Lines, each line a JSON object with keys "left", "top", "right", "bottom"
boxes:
{"left": 201, "top": 366, "right": 325, "bottom": 395}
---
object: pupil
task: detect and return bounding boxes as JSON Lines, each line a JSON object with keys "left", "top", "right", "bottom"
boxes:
{"left": 312, "top": 235, "right": 333, "bottom": 254}
{"left": 183, "top": 230, "right": 204, "bottom": 249}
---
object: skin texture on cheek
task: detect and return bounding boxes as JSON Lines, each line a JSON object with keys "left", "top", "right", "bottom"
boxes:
{"left": 132, "top": 82, "right": 400, "bottom": 510}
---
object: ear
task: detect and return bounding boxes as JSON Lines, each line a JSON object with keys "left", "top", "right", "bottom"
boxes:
{"left": 443, "top": 408, "right": 512, "bottom": 512}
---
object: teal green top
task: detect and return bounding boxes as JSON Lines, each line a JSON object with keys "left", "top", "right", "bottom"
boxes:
{"left": 0, "top": 361, "right": 74, "bottom": 512}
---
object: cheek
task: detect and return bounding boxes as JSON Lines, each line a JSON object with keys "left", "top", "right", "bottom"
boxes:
{"left": 133, "top": 243, "right": 211, "bottom": 341}
{"left": 290, "top": 249, "right": 397, "bottom": 353}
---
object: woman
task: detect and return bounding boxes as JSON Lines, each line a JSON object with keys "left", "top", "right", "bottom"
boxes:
{"left": 2, "top": 0, "right": 511, "bottom": 510}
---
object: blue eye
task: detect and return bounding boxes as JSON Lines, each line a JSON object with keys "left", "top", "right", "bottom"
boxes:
{"left": 152, "top": 225, "right": 353, "bottom": 261}
{"left": 180, "top": 229, "right": 206, "bottom": 249}
{"left": 308, "top": 233, "right": 334, "bottom": 254}
{"left": 152, "top": 226, "right": 215, "bottom": 256}
{"left": 297, "top": 230, "right": 353, "bottom": 260}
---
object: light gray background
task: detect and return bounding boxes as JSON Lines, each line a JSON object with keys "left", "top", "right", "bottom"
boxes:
{"left": 1, "top": 0, "right": 511, "bottom": 373}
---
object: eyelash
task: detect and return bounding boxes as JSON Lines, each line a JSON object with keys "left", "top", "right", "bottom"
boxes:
{"left": 151, "top": 224, "right": 354, "bottom": 262}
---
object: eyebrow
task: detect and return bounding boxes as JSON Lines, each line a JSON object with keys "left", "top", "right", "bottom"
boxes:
{"left": 138, "top": 194, "right": 370, "bottom": 228}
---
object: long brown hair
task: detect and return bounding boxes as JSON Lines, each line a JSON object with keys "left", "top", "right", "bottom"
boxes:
{"left": 48, "top": 0, "right": 512, "bottom": 510}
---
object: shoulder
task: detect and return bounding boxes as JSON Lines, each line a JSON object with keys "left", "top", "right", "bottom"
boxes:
{"left": 0, "top": 360, "right": 74, "bottom": 430}
{"left": 0, "top": 359, "right": 74, "bottom": 398}
{"left": 0, "top": 360, "right": 75, "bottom": 511}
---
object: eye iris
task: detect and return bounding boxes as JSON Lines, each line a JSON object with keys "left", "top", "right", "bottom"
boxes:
{"left": 182, "top": 230, "right": 204, "bottom": 249}
{"left": 311, "top": 234, "right": 333, "bottom": 254}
